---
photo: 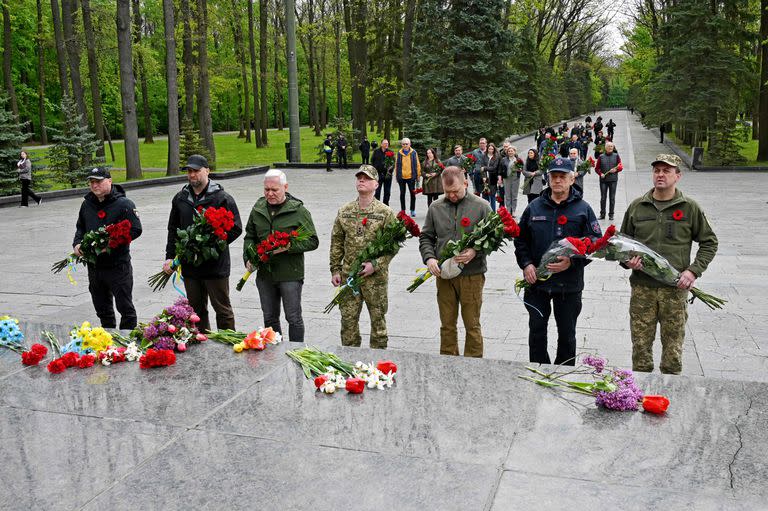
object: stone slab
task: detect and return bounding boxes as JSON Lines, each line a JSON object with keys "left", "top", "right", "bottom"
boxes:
{"left": 81, "top": 429, "right": 499, "bottom": 510}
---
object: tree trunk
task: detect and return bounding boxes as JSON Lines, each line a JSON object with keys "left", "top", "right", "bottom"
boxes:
{"left": 2, "top": 4, "right": 18, "bottom": 120}
{"left": 759, "top": 0, "right": 768, "bottom": 160}
{"left": 36, "top": 0, "right": 48, "bottom": 143}
{"left": 334, "top": 0, "right": 342, "bottom": 118}
{"left": 132, "top": 0, "right": 154, "bottom": 143}
{"left": 401, "top": 0, "right": 415, "bottom": 86}
{"left": 273, "top": 4, "right": 284, "bottom": 130}
{"left": 162, "top": 0, "right": 180, "bottom": 175}
{"left": 342, "top": 0, "right": 367, "bottom": 136}
{"left": 80, "top": 0, "right": 106, "bottom": 157}
{"left": 230, "top": 0, "right": 251, "bottom": 143}
{"left": 50, "top": 0, "right": 69, "bottom": 98}
{"left": 259, "top": 0, "right": 269, "bottom": 141}
{"left": 181, "top": 0, "right": 195, "bottom": 122}
{"left": 247, "top": 0, "right": 264, "bottom": 147}
{"left": 61, "top": 0, "right": 88, "bottom": 125}
{"left": 116, "top": 0, "right": 142, "bottom": 178}
{"left": 196, "top": 0, "right": 215, "bottom": 163}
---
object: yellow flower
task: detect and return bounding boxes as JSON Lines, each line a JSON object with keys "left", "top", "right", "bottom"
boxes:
{"left": 81, "top": 326, "right": 112, "bottom": 353}
{"left": 233, "top": 343, "right": 244, "bottom": 353}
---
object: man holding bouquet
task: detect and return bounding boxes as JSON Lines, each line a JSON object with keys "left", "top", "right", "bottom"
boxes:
{"left": 243, "top": 170, "right": 319, "bottom": 342}
{"left": 514, "top": 157, "right": 601, "bottom": 366}
{"left": 73, "top": 168, "right": 143, "bottom": 329}
{"left": 163, "top": 155, "right": 242, "bottom": 331}
{"left": 419, "top": 166, "right": 492, "bottom": 358}
{"left": 329, "top": 165, "right": 395, "bottom": 349}
{"left": 621, "top": 154, "right": 718, "bottom": 375}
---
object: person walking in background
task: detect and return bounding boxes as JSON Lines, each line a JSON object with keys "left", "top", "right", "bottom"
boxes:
{"left": 471, "top": 138, "right": 488, "bottom": 195}
{"left": 568, "top": 147, "right": 586, "bottom": 194}
{"left": 500, "top": 145, "right": 522, "bottom": 217}
{"left": 323, "top": 135, "right": 334, "bottom": 172}
{"left": 444, "top": 145, "right": 467, "bottom": 180}
{"left": 336, "top": 134, "right": 348, "bottom": 168}
{"left": 359, "top": 136, "right": 371, "bottom": 165}
{"left": 481, "top": 142, "right": 502, "bottom": 212}
{"left": 17, "top": 151, "right": 42, "bottom": 207}
{"left": 606, "top": 118, "right": 616, "bottom": 140}
{"left": 394, "top": 137, "right": 421, "bottom": 217}
{"left": 521, "top": 148, "right": 543, "bottom": 204}
{"left": 595, "top": 141, "right": 622, "bottom": 221}
{"left": 422, "top": 147, "right": 444, "bottom": 207}
{"left": 372, "top": 138, "right": 393, "bottom": 205}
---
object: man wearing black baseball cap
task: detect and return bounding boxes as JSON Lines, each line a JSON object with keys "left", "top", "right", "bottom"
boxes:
{"left": 162, "top": 155, "right": 243, "bottom": 331}
{"left": 72, "top": 167, "right": 143, "bottom": 329}
{"left": 514, "top": 156, "right": 602, "bottom": 366}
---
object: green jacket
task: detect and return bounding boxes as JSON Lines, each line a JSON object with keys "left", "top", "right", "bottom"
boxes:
{"left": 620, "top": 188, "right": 718, "bottom": 288}
{"left": 419, "top": 192, "right": 493, "bottom": 276}
{"left": 243, "top": 194, "right": 319, "bottom": 282}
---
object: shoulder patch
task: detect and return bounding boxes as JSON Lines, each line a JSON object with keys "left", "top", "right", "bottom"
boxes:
{"left": 591, "top": 220, "right": 601, "bottom": 233}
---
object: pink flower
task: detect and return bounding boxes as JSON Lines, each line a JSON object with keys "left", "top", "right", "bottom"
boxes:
{"left": 189, "top": 314, "right": 201, "bottom": 323}
{"left": 177, "top": 343, "right": 187, "bottom": 352}
{"left": 195, "top": 333, "right": 207, "bottom": 342}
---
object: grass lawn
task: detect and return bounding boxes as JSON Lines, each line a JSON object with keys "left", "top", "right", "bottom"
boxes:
{"left": 25, "top": 126, "right": 386, "bottom": 171}
{"left": 668, "top": 134, "right": 768, "bottom": 166}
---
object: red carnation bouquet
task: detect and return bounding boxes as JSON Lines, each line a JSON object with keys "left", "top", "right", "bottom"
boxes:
{"left": 408, "top": 207, "right": 520, "bottom": 292}
{"left": 462, "top": 154, "right": 477, "bottom": 176}
{"left": 325, "top": 211, "right": 421, "bottom": 312}
{"left": 514, "top": 225, "right": 615, "bottom": 293}
{"left": 577, "top": 156, "right": 596, "bottom": 175}
{"left": 52, "top": 219, "right": 133, "bottom": 283}
{"left": 237, "top": 226, "right": 313, "bottom": 291}
{"left": 148, "top": 206, "right": 236, "bottom": 291}
{"left": 383, "top": 150, "right": 396, "bottom": 178}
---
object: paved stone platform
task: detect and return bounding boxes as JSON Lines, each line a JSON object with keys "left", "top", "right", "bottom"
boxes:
{"left": 1, "top": 323, "right": 765, "bottom": 509}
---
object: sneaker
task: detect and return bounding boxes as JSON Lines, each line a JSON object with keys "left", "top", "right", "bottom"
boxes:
{"left": 608, "top": 215, "right": 614, "bottom": 221}
{"left": 598, "top": 215, "right": 605, "bottom": 220}
{"left": 410, "top": 210, "right": 416, "bottom": 217}
{"left": 326, "top": 168, "right": 333, "bottom": 172}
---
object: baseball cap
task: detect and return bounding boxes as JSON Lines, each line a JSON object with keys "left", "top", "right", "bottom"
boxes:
{"left": 355, "top": 164, "right": 378, "bottom": 180}
{"left": 548, "top": 157, "right": 574, "bottom": 173}
{"left": 87, "top": 167, "right": 111, "bottom": 180}
{"left": 651, "top": 154, "right": 682, "bottom": 168}
{"left": 183, "top": 154, "right": 209, "bottom": 171}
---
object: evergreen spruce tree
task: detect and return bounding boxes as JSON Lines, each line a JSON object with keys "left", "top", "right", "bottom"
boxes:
{"left": 0, "top": 94, "right": 28, "bottom": 196}
{"left": 180, "top": 117, "right": 211, "bottom": 168}
{"left": 709, "top": 109, "right": 746, "bottom": 165}
{"left": 47, "top": 96, "right": 105, "bottom": 188}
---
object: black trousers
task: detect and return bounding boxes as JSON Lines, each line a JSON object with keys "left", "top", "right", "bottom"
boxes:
{"left": 599, "top": 180, "right": 618, "bottom": 217}
{"left": 20, "top": 179, "right": 41, "bottom": 207}
{"left": 375, "top": 173, "right": 392, "bottom": 205}
{"left": 325, "top": 152, "right": 333, "bottom": 171}
{"left": 361, "top": 151, "right": 370, "bottom": 164}
{"left": 337, "top": 150, "right": 347, "bottom": 168}
{"left": 397, "top": 176, "right": 416, "bottom": 212}
{"left": 524, "top": 288, "right": 582, "bottom": 366}
{"left": 184, "top": 277, "right": 235, "bottom": 332}
{"left": 88, "top": 263, "right": 137, "bottom": 330}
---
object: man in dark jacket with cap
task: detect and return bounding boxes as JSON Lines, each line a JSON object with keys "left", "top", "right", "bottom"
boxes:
{"left": 73, "top": 168, "right": 143, "bottom": 329}
{"left": 163, "top": 155, "right": 243, "bottom": 331}
{"left": 514, "top": 157, "right": 602, "bottom": 365}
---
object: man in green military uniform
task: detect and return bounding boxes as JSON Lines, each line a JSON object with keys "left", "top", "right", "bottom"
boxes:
{"left": 329, "top": 165, "right": 396, "bottom": 348}
{"left": 243, "top": 170, "right": 319, "bottom": 342}
{"left": 621, "top": 154, "right": 718, "bottom": 374}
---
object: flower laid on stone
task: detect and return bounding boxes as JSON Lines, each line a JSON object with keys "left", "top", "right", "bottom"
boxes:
{"left": 139, "top": 348, "right": 176, "bottom": 369}
{"left": 42, "top": 330, "right": 115, "bottom": 374}
{"left": 0, "top": 315, "right": 25, "bottom": 353}
{"left": 237, "top": 226, "right": 312, "bottom": 291}
{"left": 514, "top": 225, "right": 615, "bottom": 294}
{"left": 127, "top": 298, "right": 204, "bottom": 351}
{"left": 51, "top": 220, "right": 133, "bottom": 284}
{"left": 520, "top": 353, "right": 669, "bottom": 414}
{"left": 59, "top": 321, "right": 113, "bottom": 356}
{"left": 287, "top": 347, "right": 397, "bottom": 395}
{"left": 408, "top": 207, "right": 520, "bottom": 292}
{"left": 148, "top": 206, "right": 236, "bottom": 291}
{"left": 21, "top": 343, "right": 48, "bottom": 365}
{"left": 588, "top": 232, "right": 726, "bottom": 310}
{"left": 324, "top": 211, "right": 421, "bottom": 313}
{"left": 207, "top": 327, "right": 283, "bottom": 352}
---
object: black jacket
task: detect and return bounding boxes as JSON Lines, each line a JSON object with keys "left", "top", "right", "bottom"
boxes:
{"left": 359, "top": 140, "right": 370, "bottom": 154}
{"left": 484, "top": 155, "right": 502, "bottom": 181}
{"left": 371, "top": 147, "right": 390, "bottom": 176}
{"left": 73, "top": 184, "right": 143, "bottom": 268}
{"left": 165, "top": 179, "right": 243, "bottom": 279}
{"left": 514, "top": 186, "right": 601, "bottom": 293}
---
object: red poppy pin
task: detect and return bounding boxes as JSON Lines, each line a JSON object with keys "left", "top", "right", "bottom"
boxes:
{"left": 362, "top": 217, "right": 368, "bottom": 226}
{"left": 97, "top": 210, "right": 106, "bottom": 219}
{"left": 672, "top": 209, "right": 684, "bottom": 221}
{"left": 460, "top": 217, "right": 471, "bottom": 227}
{"left": 557, "top": 215, "right": 567, "bottom": 225}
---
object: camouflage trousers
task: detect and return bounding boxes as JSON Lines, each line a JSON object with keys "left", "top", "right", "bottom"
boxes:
{"left": 339, "top": 275, "right": 388, "bottom": 349}
{"left": 629, "top": 284, "right": 688, "bottom": 375}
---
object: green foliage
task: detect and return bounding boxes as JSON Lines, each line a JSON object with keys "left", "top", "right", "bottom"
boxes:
{"left": 0, "top": 95, "right": 28, "bottom": 196}
{"left": 314, "top": 117, "right": 360, "bottom": 162}
{"left": 46, "top": 96, "right": 105, "bottom": 188}
{"left": 180, "top": 117, "right": 211, "bottom": 169}
{"left": 709, "top": 110, "right": 746, "bottom": 165}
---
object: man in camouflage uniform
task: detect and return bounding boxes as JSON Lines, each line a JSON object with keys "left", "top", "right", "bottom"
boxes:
{"left": 330, "top": 165, "right": 396, "bottom": 348}
{"left": 621, "top": 154, "right": 718, "bottom": 374}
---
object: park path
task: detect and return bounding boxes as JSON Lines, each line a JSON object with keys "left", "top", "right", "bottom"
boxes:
{"left": 2, "top": 109, "right": 766, "bottom": 381}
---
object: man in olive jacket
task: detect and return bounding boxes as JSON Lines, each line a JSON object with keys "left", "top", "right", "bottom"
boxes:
{"left": 243, "top": 170, "right": 319, "bottom": 342}
{"left": 621, "top": 154, "right": 718, "bottom": 375}
{"left": 419, "top": 166, "right": 492, "bottom": 358}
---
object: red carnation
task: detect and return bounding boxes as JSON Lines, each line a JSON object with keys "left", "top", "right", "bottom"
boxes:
{"left": 260, "top": 255, "right": 269, "bottom": 263}
{"left": 362, "top": 217, "right": 368, "bottom": 226}
{"left": 460, "top": 217, "right": 471, "bottom": 228}
{"left": 345, "top": 377, "right": 365, "bottom": 394}
{"left": 47, "top": 359, "right": 66, "bottom": 374}
{"left": 30, "top": 343, "right": 48, "bottom": 357}
{"left": 672, "top": 209, "right": 683, "bottom": 221}
{"left": 196, "top": 206, "right": 204, "bottom": 213}
{"left": 376, "top": 360, "right": 397, "bottom": 375}
{"left": 642, "top": 395, "right": 670, "bottom": 414}
{"left": 21, "top": 351, "right": 44, "bottom": 366}
{"left": 557, "top": 215, "right": 568, "bottom": 225}
{"left": 78, "top": 354, "right": 96, "bottom": 369}
{"left": 290, "top": 230, "right": 298, "bottom": 237}
{"left": 61, "top": 352, "right": 80, "bottom": 368}
{"left": 97, "top": 210, "right": 106, "bottom": 219}
{"left": 314, "top": 375, "right": 328, "bottom": 389}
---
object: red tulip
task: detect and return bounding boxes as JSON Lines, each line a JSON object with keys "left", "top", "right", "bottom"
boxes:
{"left": 345, "top": 377, "right": 365, "bottom": 394}
{"left": 642, "top": 395, "right": 670, "bottom": 414}
{"left": 314, "top": 375, "right": 328, "bottom": 389}
{"left": 376, "top": 360, "right": 397, "bottom": 375}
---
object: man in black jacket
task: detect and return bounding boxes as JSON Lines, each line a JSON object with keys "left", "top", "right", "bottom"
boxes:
{"left": 371, "top": 138, "right": 393, "bottom": 205}
{"left": 336, "top": 134, "right": 348, "bottom": 168}
{"left": 359, "top": 136, "right": 371, "bottom": 165}
{"left": 514, "top": 157, "right": 602, "bottom": 366}
{"left": 73, "top": 168, "right": 143, "bottom": 329}
{"left": 163, "top": 155, "right": 243, "bottom": 331}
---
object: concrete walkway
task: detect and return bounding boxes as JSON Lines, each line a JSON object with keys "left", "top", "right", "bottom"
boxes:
{"left": 1, "top": 109, "right": 765, "bottom": 382}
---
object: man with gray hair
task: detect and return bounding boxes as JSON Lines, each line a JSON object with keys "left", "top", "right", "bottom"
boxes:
{"left": 595, "top": 141, "right": 622, "bottom": 220}
{"left": 394, "top": 137, "right": 421, "bottom": 217}
{"left": 243, "top": 169, "right": 319, "bottom": 342}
